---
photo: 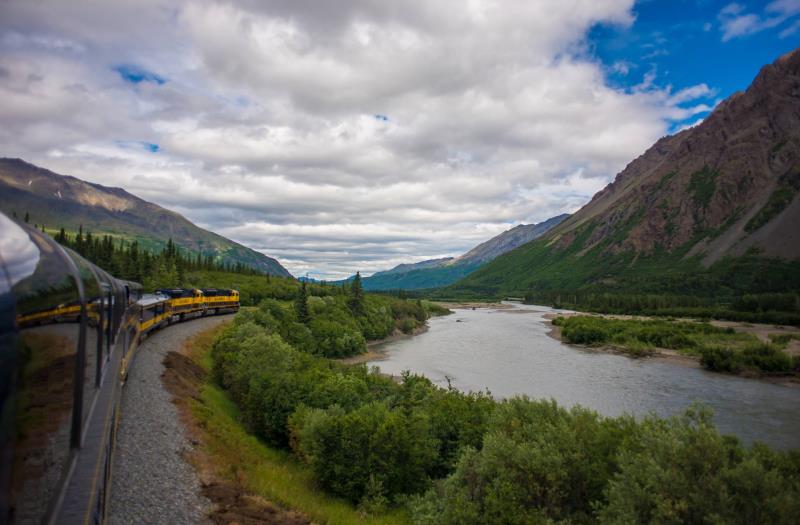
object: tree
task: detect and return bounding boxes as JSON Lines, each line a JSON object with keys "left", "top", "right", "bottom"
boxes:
{"left": 23, "top": 211, "right": 29, "bottom": 223}
{"left": 348, "top": 271, "right": 365, "bottom": 315}
{"left": 295, "top": 281, "right": 310, "bottom": 324}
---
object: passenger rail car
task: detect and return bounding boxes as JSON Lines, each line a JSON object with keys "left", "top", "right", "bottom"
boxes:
{"left": 0, "top": 213, "right": 239, "bottom": 524}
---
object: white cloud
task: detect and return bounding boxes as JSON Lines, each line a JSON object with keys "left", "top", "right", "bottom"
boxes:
{"left": 718, "top": 0, "right": 800, "bottom": 41}
{"left": 0, "top": 0, "right": 717, "bottom": 278}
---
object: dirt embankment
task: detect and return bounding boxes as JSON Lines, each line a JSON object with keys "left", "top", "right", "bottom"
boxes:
{"left": 162, "top": 333, "right": 310, "bottom": 525}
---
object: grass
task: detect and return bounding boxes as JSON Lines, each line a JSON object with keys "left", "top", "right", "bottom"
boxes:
{"left": 185, "top": 324, "right": 411, "bottom": 525}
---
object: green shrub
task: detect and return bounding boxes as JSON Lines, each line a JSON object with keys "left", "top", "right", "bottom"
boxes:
{"left": 599, "top": 407, "right": 800, "bottom": 524}
{"left": 700, "top": 345, "right": 741, "bottom": 373}
{"left": 291, "top": 402, "right": 437, "bottom": 504}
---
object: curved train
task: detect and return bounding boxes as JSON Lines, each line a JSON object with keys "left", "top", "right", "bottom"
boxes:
{"left": 0, "top": 212, "right": 239, "bottom": 524}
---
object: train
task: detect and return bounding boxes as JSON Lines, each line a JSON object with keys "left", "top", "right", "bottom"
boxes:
{"left": 0, "top": 212, "right": 239, "bottom": 524}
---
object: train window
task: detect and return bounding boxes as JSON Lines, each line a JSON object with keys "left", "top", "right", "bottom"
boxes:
{"left": 0, "top": 216, "right": 83, "bottom": 523}
{"left": 71, "top": 254, "right": 103, "bottom": 426}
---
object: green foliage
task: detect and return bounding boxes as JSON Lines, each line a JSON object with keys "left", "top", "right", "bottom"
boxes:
{"left": 411, "top": 402, "right": 800, "bottom": 525}
{"left": 213, "top": 311, "right": 800, "bottom": 521}
{"left": 701, "top": 342, "right": 799, "bottom": 374}
{"left": 745, "top": 179, "right": 798, "bottom": 233}
{"left": 556, "top": 315, "right": 799, "bottom": 375}
{"left": 51, "top": 227, "right": 273, "bottom": 289}
{"left": 213, "top": 319, "right": 495, "bottom": 505}
{"left": 292, "top": 402, "right": 437, "bottom": 503}
{"left": 688, "top": 165, "right": 719, "bottom": 210}
{"left": 599, "top": 407, "right": 800, "bottom": 524}
{"left": 410, "top": 399, "right": 638, "bottom": 524}
{"left": 348, "top": 271, "right": 365, "bottom": 314}
{"left": 295, "top": 281, "right": 311, "bottom": 324}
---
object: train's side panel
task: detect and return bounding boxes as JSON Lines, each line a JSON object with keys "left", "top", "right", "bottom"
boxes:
{"left": 0, "top": 216, "right": 149, "bottom": 524}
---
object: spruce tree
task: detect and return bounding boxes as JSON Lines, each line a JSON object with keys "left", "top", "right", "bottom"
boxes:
{"left": 295, "top": 281, "right": 310, "bottom": 323}
{"left": 348, "top": 271, "right": 365, "bottom": 315}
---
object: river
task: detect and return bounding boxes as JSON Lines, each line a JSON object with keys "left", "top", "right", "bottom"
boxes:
{"left": 368, "top": 303, "right": 800, "bottom": 449}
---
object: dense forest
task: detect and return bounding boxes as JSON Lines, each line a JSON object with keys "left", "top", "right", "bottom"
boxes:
{"left": 50, "top": 226, "right": 261, "bottom": 289}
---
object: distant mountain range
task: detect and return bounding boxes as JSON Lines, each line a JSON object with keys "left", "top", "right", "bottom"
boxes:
{"left": 354, "top": 214, "right": 569, "bottom": 290}
{"left": 448, "top": 49, "right": 800, "bottom": 298}
{"left": 0, "top": 158, "right": 292, "bottom": 277}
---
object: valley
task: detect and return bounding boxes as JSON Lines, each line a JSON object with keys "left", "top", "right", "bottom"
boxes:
{"left": 2, "top": 3, "right": 799, "bottom": 523}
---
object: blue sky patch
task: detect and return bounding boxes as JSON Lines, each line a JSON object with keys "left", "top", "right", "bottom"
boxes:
{"left": 114, "top": 64, "right": 166, "bottom": 85}
{"left": 588, "top": 0, "right": 800, "bottom": 130}
{"left": 115, "top": 140, "right": 160, "bottom": 153}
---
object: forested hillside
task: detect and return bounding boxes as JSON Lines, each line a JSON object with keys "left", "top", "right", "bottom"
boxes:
{"left": 0, "top": 158, "right": 291, "bottom": 276}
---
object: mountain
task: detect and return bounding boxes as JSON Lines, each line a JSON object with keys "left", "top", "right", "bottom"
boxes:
{"left": 449, "top": 49, "right": 800, "bottom": 299}
{"left": 358, "top": 214, "right": 568, "bottom": 290}
{"left": 452, "top": 214, "right": 569, "bottom": 266}
{"left": 376, "top": 257, "right": 455, "bottom": 276}
{"left": 0, "top": 158, "right": 292, "bottom": 277}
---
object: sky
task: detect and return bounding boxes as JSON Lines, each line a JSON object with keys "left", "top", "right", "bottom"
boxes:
{"left": 0, "top": 1, "right": 797, "bottom": 279}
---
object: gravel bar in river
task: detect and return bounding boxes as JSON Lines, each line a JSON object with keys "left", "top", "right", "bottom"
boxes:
{"left": 109, "top": 315, "right": 233, "bottom": 525}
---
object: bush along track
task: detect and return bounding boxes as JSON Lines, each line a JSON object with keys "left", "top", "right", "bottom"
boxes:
{"left": 164, "top": 322, "right": 411, "bottom": 525}
{"left": 553, "top": 315, "right": 800, "bottom": 378}
{"left": 208, "top": 301, "right": 800, "bottom": 524}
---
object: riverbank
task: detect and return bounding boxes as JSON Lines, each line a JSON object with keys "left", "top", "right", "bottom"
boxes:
{"left": 434, "top": 301, "right": 513, "bottom": 310}
{"left": 543, "top": 312, "right": 800, "bottom": 386}
{"left": 338, "top": 324, "right": 430, "bottom": 365}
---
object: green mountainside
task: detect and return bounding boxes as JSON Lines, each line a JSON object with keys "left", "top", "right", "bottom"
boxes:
{"left": 446, "top": 49, "right": 800, "bottom": 309}
{"left": 0, "top": 158, "right": 292, "bottom": 277}
{"left": 358, "top": 214, "right": 568, "bottom": 290}
{"left": 360, "top": 261, "right": 481, "bottom": 291}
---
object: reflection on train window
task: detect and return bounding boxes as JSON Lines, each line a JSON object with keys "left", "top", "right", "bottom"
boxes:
{"left": 5, "top": 225, "right": 82, "bottom": 523}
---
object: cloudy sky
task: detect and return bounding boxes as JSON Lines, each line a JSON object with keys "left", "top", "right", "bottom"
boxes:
{"left": 0, "top": 0, "right": 797, "bottom": 279}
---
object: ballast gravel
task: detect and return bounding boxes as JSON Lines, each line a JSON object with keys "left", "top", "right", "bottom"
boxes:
{"left": 109, "top": 315, "right": 233, "bottom": 525}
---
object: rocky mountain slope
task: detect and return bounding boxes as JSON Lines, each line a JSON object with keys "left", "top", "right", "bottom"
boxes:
{"left": 450, "top": 49, "right": 800, "bottom": 298}
{"left": 452, "top": 214, "right": 569, "bottom": 266}
{"left": 0, "top": 158, "right": 292, "bottom": 277}
{"left": 359, "top": 214, "right": 568, "bottom": 290}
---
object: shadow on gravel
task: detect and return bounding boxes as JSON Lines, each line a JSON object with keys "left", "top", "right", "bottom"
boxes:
{"left": 162, "top": 351, "right": 310, "bottom": 525}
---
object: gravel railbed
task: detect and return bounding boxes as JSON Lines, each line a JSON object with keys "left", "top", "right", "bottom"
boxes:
{"left": 109, "top": 315, "right": 233, "bottom": 525}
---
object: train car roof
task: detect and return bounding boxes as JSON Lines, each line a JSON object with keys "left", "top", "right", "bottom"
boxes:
{"left": 137, "top": 293, "right": 170, "bottom": 307}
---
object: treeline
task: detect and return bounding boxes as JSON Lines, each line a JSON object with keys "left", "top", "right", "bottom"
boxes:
{"left": 212, "top": 314, "right": 800, "bottom": 523}
{"left": 51, "top": 226, "right": 263, "bottom": 290}
{"left": 524, "top": 290, "right": 800, "bottom": 326}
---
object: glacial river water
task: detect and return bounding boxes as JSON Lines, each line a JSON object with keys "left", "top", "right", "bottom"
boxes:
{"left": 369, "top": 303, "right": 800, "bottom": 449}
